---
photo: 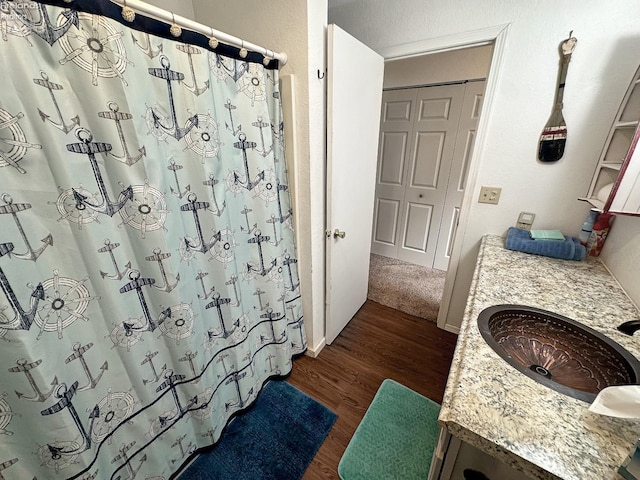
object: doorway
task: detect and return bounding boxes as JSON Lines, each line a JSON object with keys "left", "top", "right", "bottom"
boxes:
{"left": 322, "top": 24, "right": 509, "bottom": 350}
{"left": 366, "top": 46, "right": 492, "bottom": 321}
{"left": 372, "top": 80, "right": 487, "bottom": 270}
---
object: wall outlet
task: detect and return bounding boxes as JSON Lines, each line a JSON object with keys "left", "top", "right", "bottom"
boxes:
{"left": 478, "top": 186, "right": 502, "bottom": 205}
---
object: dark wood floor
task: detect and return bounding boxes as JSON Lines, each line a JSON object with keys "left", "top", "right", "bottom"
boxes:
{"left": 287, "top": 300, "right": 459, "bottom": 480}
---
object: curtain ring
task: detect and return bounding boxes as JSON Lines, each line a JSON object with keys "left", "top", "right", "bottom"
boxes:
{"left": 169, "top": 12, "right": 182, "bottom": 37}
{"left": 121, "top": 0, "right": 135, "bottom": 22}
{"left": 209, "top": 27, "right": 219, "bottom": 49}
{"left": 263, "top": 48, "right": 271, "bottom": 66}
{"left": 239, "top": 39, "right": 248, "bottom": 59}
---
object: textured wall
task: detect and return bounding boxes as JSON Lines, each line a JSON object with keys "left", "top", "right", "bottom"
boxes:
{"left": 330, "top": 0, "right": 640, "bottom": 328}
{"left": 601, "top": 217, "right": 640, "bottom": 308}
{"left": 144, "top": 1, "right": 640, "bottom": 339}
{"left": 383, "top": 45, "right": 493, "bottom": 89}
{"left": 144, "top": 0, "right": 194, "bottom": 19}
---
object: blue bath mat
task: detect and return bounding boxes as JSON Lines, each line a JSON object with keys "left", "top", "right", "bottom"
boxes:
{"left": 178, "top": 380, "right": 337, "bottom": 479}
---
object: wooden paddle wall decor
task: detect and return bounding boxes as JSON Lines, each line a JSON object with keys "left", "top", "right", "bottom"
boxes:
{"left": 538, "top": 31, "right": 577, "bottom": 163}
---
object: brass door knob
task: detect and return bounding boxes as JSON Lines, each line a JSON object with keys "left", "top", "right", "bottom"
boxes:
{"left": 333, "top": 229, "right": 346, "bottom": 239}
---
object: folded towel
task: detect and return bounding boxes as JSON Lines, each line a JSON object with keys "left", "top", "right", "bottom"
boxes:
{"left": 529, "top": 229, "right": 565, "bottom": 241}
{"left": 505, "top": 227, "right": 586, "bottom": 261}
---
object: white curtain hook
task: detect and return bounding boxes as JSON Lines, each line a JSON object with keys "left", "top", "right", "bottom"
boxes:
{"left": 169, "top": 12, "right": 182, "bottom": 37}
{"left": 239, "top": 39, "right": 248, "bottom": 59}
{"left": 121, "top": 0, "right": 135, "bottom": 22}
{"left": 263, "top": 48, "right": 271, "bottom": 66}
{"left": 209, "top": 27, "right": 219, "bottom": 49}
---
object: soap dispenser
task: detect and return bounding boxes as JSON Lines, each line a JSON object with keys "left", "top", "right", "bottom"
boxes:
{"left": 578, "top": 209, "right": 599, "bottom": 246}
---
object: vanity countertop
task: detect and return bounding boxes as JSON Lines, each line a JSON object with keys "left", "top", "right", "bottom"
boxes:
{"left": 439, "top": 234, "right": 640, "bottom": 479}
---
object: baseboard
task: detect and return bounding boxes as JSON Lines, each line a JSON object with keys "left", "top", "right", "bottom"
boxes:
{"left": 305, "top": 338, "right": 326, "bottom": 358}
{"left": 443, "top": 324, "right": 460, "bottom": 335}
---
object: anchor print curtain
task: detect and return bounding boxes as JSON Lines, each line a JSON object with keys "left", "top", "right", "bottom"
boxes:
{"left": 0, "top": 1, "right": 306, "bottom": 478}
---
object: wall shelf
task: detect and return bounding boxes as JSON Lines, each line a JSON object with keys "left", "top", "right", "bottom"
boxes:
{"left": 582, "top": 65, "right": 640, "bottom": 211}
{"left": 578, "top": 196, "right": 605, "bottom": 211}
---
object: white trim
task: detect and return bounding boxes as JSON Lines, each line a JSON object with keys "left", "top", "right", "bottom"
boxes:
{"left": 374, "top": 24, "right": 511, "bottom": 332}
{"left": 437, "top": 24, "right": 510, "bottom": 331}
{"left": 305, "top": 338, "right": 326, "bottom": 358}
{"left": 443, "top": 324, "right": 460, "bottom": 335}
{"left": 109, "top": 0, "right": 288, "bottom": 64}
{"left": 281, "top": 74, "right": 301, "bottom": 247}
{"left": 378, "top": 24, "right": 509, "bottom": 61}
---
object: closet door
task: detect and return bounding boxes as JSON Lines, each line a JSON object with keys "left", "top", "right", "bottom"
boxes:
{"left": 372, "top": 85, "right": 464, "bottom": 268}
{"left": 396, "top": 84, "right": 464, "bottom": 267}
{"left": 433, "top": 81, "right": 486, "bottom": 270}
{"left": 372, "top": 82, "right": 485, "bottom": 270}
{"left": 371, "top": 89, "right": 417, "bottom": 258}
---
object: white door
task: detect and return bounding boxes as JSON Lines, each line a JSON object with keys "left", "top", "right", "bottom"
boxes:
{"left": 433, "top": 81, "right": 486, "bottom": 270}
{"left": 325, "top": 24, "right": 384, "bottom": 345}
{"left": 371, "top": 81, "right": 485, "bottom": 270}
{"left": 370, "top": 88, "right": 415, "bottom": 259}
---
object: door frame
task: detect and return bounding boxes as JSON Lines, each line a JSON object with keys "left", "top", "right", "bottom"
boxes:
{"left": 378, "top": 24, "right": 510, "bottom": 333}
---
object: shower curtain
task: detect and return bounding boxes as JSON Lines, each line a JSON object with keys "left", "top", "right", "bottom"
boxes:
{"left": 0, "top": 1, "right": 305, "bottom": 478}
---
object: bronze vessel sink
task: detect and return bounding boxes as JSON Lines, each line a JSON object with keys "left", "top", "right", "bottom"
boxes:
{"left": 478, "top": 305, "right": 640, "bottom": 402}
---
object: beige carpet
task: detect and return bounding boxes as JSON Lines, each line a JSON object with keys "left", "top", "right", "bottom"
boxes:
{"left": 367, "top": 254, "right": 446, "bottom": 322}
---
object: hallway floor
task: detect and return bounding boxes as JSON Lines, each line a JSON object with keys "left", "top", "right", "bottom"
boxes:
{"left": 288, "top": 300, "right": 458, "bottom": 479}
{"left": 367, "top": 254, "right": 446, "bottom": 322}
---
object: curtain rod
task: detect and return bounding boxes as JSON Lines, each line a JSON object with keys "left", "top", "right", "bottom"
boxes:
{"left": 109, "top": 0, "right": 288, "bottom": 65}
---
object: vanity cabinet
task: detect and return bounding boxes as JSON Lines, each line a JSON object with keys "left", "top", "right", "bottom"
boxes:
{"left": 582, "top": 64, "right": 640, "bottom": 214}
{"left": 429, "top": 427, "right": 522, "bottom": 480}
{"left": 436, "top": 236, "right": 640, "bottom": 479}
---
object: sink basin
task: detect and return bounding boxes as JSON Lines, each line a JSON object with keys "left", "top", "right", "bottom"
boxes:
{"left": 477, "top": 305, "right": 640, "bottom": 402}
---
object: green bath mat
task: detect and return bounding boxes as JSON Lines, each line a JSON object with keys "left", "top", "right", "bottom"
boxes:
{"left": 338, "top": 379, "right": 440, "bottom": 480}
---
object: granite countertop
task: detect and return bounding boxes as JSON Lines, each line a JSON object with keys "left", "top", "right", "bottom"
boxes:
{"left": 439, "top": 234, "right": 640, "bottom": 480}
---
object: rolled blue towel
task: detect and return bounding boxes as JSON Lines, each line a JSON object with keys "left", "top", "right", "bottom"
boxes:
{"left": 505, "top": 227, "right": 586, "bottom": 261}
